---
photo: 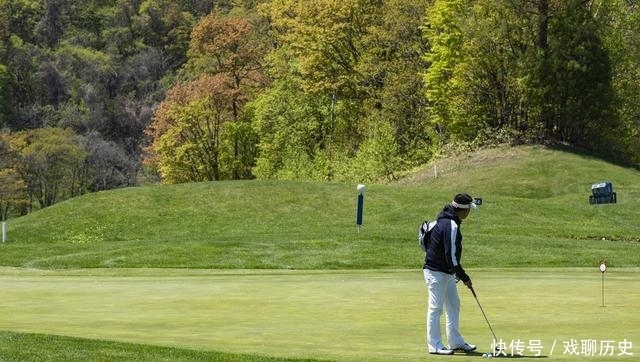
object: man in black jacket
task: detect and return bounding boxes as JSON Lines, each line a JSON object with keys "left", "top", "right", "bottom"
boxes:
{"left": 423, "top": 193, "right": 477, "bottom": 355}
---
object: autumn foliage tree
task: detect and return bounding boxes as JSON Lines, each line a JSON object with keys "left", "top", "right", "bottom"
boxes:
{"left": 145, "top": 74, "right": 235, "bottom": 182}
{"left": 144, "top": 12, "right": 265, "bottom": 183}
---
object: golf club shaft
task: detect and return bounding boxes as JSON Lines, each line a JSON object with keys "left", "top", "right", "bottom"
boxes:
{"left": 470, "top": 286, "right": 498, "bottom": 342}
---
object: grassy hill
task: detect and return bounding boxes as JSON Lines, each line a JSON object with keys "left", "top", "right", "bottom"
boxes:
{"left": 2, "top": 145, "right": 640, "bottom": 362}
{"left": 2, "top": 145, "right": 639, "bottom": 269}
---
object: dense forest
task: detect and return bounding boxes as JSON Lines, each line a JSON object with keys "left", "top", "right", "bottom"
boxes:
{"left": 1, "top": 0, "right": 639, "bottom": 217}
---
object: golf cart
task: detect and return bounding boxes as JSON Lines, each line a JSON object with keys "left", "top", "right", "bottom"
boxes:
{"left": 589, "top": 182, "right": 616, "bottom": 205}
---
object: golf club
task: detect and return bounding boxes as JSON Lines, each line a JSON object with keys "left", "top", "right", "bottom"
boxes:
{"left": 470, "top": 286, "right": 498, "bottom": 343}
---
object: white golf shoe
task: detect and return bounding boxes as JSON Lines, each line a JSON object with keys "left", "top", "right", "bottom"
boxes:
{"left": 430, "top": 348, "right": 454, "bottom": 355}
{"left": 452, "top": 343, "right": 477, "bottom": 352}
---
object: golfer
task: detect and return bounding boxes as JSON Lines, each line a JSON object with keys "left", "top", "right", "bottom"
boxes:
{"left": 423, "top": 193, "right": 477, "bottom": 355}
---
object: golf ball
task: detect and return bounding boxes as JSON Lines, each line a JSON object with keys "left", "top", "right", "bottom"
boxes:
{"left": 482, "top": 353, "right": 488, "bottom": 358}
{"left": 487, "top": 354, "right": 493, "bottom": 358}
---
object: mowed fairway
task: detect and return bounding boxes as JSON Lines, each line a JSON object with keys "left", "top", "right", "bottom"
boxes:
{"left": 1, "top": 267, "right": 638, "bottom": 361}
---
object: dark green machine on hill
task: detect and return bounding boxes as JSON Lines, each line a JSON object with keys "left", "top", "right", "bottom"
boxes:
{"left": 589, "top": 182, "right": 617, "bottom": 204}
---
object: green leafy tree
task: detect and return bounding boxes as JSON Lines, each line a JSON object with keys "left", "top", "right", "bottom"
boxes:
{"left": 256, "top": 0, "right": 445, "bottom": 180}
{"left": 250, "top": 74, "right": 334, "bottom": 180}
{"left": 254, "top": 0, "right": 385, "bottom": 181}
{"left": 0, "top": 0, "right": 43, "bottom": 45}
{"left": 136, "top": 0, "right": 196, "bottom": 66}
{"left": 261, "top": 0, "right": 372, "bottom": 95}
{"left": 511, "top": 0, "right": 618, "bottom": 150}
{"left": 422, "top": 0, "right": 474, "bottom": 140}
{"left": 423, "top": 0, "right": 619, "bottom": 154}
{"left": 150, "top": 98, "right": 223, "bottom": 183}
{"left": 35, "top": 0, "right": 64, "bottom": 46}
{"left": 0, "top": 63, "right": 10, "bottom": 127}
{"left": 356, "top": 0, "right": 433, "bottom": 166}
{"left": 424, "top": 0, "right": 542, "bottom": 142}
{"left": 343, "top": 116, "right": 400, "bottom": 183}
{"left": 0, "top": 167, "right": 28, "bottom": 220}
{"left": 10, "top": 127, "right": 86, "bottom": 208}
{"left": 598, "top": 0, "right": 640, "bottom": 163}
{"left": 545, "top": 1, "right": 615, "bottom": 148}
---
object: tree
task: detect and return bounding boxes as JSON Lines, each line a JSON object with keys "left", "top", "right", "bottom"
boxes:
{"left": 545, "top": 1, "right": 615, "bottom": 148}
{"left": 0, "top": 167, "right": 28, "bottom": 220}
{"left": 81, "top": 131, "right": 138, "bottom": 191}
{"left": 136, "top": 0, "right": 196, "bottom": 67}
{"left": 0, "top": 0, "right": 43, "bottom": 46}
{"left": 422, "top": 0, "right": 472, "bottom": 140}
{"left": 0, "top": 63, "right": 10, "bottom": 127}
{"left": 0, "top": 132, "right": 26, "bottom": 218}
{"left": 187, "top": 11, "right": 267, "bottom": 96}
{"left": 10, "top": 127, "right": 86, "bottom": 208}
{"left": 145, "top": 73, "right": 256, "bottom": 183}
{"left": 35, "top": 0, "right": 64, "bottom": 47}
{"left": 261, "top": 0, "right": 376, "bottom": 94}
{"left": 346, "top": 116, "right": 400, "bottom": 182}
{"left": 422, "top": 0, "right": 619, "bottom": 154}
{"left": 598, "top": 0, "right": 640, "bottom": 163}
{"left": 1, "top": 0, "right": 212, "bottom": 188}
{"left": 255, "top": 0, "right": 447, "bottom": 181}
{"left": 356, "top": 0, "right": 433, "bottom": 166}
{"left": 254, "top": 0, "right": 384, "bottom": 181}
{"left": 145, "top": 11, "right": 265, "bottom": 183}
{"left": 250, "top": 74, "right": 334, "bottom": 180}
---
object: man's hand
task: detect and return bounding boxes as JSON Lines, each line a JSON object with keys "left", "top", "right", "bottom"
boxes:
{"left": 463, "top": 279, "right": 473, "bottom": 290}
{"left": 453, "top": 266, "right": 471, "bottom": 288}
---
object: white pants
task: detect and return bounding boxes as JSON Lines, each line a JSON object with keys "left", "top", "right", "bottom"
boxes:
{"left": 423, "top": 268, "right": 466, "bottom": 352}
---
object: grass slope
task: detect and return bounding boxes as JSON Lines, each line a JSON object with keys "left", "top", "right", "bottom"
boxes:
{"left": 0, "top": 330, "right": 332, "bottom": 362}
{"left": 1, "top": 145, "right": 639, "bottom": 362}
{"left": 2, "top": 145, "right": 639, "bottom": 269}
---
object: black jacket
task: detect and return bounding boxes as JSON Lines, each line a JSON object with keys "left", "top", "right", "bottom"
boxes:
{"left": 423, "top": 204, "right": 471, "bottom": 283}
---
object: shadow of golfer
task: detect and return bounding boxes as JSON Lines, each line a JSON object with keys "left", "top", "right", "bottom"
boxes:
{"left": 454, "top": 351, "right": 549, "bottom": 358}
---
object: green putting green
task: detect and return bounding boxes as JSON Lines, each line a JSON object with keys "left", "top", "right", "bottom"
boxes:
{"left": 0, "top": 267, "right": 637, "bottom": 361}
